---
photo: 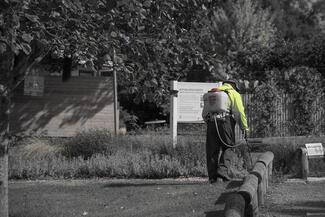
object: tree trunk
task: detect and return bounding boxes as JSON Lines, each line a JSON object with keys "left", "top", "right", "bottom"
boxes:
{"left": 0, "top": 94, "right": 9, "bottom": 217}
{"left": 0, "top": 49, "right": 13, "bottom": 217}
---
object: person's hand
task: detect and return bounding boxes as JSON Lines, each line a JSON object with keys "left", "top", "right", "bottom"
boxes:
{"left": 243, "top": 129, "right": 249, "bottom": 139}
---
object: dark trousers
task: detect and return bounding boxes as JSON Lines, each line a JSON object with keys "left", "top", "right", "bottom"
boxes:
{"left": 206, "top": 116, "right": 236, "bottom": 180}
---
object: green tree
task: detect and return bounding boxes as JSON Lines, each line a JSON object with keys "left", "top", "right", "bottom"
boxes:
{"left": 261, "top": 0, "right": 323, "bottom": 39}
{"left": 0, "top": 1, "right": 113, "bottom": 215}
{"left": 196, "top": 0, "right": 277, "bottom": 80}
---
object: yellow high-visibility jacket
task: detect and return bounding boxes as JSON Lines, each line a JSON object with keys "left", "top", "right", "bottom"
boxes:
{"left": 206, "top": 83, "right": 249, "bottom": 131}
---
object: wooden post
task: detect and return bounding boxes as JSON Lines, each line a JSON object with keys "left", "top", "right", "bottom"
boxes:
{"left": 257, "top": 176, "right": 264, "bottom": 207}
{"left": 112, "top": 49, "right": 118, "bottom": 136}
{"left": 252, "top": 190, "right": 259, "bottom": 217}
{"left": 226, "top": 152, "right": 274, "bottom": 217}
{"left": 257, "top": 151, "right": 274, "bottom": 167}
{"left": 224, "top": 193, "right": 245, "bottom": 217}
{"left": 251, "top": 162, "right": 266, "bottom": 207}
{"left": 265, "top": 165, "right": 269, "bottom": 190}
{"left": 301, "top": 147, "right": 309, "bottom": 180}
{"left": 267, "top": 162, "right": 272, "bottom": 188}
{"left": 238, "top": 174, "right": 259, "bottom": 205}
{"left": 170, "top": 81, "right": 178, "bottom": 148}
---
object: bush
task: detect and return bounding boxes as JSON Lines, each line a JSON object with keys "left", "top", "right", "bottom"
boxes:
{"left": 62, "top": 129, "right": 113, "bottom": 159}
{"left": 10, "top": 128, "right": 285, "bottom": 180}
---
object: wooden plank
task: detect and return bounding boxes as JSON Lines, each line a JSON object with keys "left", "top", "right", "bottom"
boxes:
{"left": 306, "top": 213, "right": 325, "bottom": 217}
{"left": 247, "top": 136, "right": 325, "bottom": 146}
{"left": 11, "top": 77, "right": 116, "bottom": 137}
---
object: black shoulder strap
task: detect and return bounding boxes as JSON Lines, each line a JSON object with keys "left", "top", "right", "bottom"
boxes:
{"left": 223, "top": 89, "right": 233, "bottom": 115}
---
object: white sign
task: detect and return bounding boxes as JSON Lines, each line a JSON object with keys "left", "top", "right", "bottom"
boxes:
{"left": 305, "top": 143, "right": 324, "bottom": 156}
{"left": 24, "top": 75, "right": 44, "bottom": 96}
{"left": 170, "top": 81, "right": 222, "bottom": 147}
{"left": 176, "top": 82, "right": 221, "bottom": 122}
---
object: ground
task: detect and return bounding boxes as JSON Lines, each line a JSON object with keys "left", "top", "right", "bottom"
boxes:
{"left": 9, "top": 178, "right": 325, "bottom": 217}
{"left": 260, "top": 180, "right": 325, "bottom": 217}
{"left": 9, "top": 178, "right": 229, "bottom": 217}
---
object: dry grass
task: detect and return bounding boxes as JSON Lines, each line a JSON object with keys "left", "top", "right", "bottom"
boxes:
{"left": 9, "top": 130, "right": 207, "bottom": 179}
{"left": 9, "top": 128, "right": 303, "bottom": 180}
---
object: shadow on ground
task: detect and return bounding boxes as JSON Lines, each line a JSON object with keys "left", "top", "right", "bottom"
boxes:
{"left": 103, "top": 182, "right": 206, "bottom": 188}
{"left": 205, "top": 210, "right": 224, "bottom": 217}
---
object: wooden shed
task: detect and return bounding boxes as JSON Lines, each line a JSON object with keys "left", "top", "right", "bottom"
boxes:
{"left": 11, "top": 69, "right": 117, "bottom": 137}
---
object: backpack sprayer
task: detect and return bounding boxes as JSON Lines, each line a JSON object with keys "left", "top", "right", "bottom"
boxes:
{"left": 203, "top": 90, "right": 241, "bottom": 148}
{"left": 203, "top": 90, "right": 253, "bottom": 167}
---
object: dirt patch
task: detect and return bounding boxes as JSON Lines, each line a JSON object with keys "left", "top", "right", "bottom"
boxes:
{"left": 9, "top": 178, "right": 243, "bottom": 217}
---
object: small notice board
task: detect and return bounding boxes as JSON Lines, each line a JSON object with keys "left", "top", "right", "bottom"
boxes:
{"left": 24, "top": 75, "right": 44, "bottom": 96}
{"left": 305, "top": 143, "right": 324, "bottom": 157}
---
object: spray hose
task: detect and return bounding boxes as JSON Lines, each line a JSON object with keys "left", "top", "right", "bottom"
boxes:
{"left": 213, "top": 115, "right": 242, "bottom": 148}
{"left": 213, "top": 114, "right": 254, "bottom": 170}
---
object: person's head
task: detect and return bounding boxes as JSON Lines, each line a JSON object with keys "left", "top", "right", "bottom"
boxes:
{"left": 223, "top": 80, "right": 240, "bottom": 91}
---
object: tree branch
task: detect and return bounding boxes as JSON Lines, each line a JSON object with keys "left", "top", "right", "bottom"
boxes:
{"left": 10, "top": 48, "right": 49, "bottom": 94}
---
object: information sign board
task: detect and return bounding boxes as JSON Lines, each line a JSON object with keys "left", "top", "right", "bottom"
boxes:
{"left": 170, "top": 81, "right": 222, "bottom": 147}
{"left": 305, "top": 143, "right": 324, "bottom": 157}
{"left": 177, "top": 82, "right": 221, "bottom": 122}
{"left": 24, "top": 75, "right": 44, "bottom": 96}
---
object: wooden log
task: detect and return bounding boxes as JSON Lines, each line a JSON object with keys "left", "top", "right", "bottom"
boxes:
{"left": 267, "top": 162, "right": 273, "bottom": 187}
{"left": 257, "top": 151, "right": 274, "bottom": 167}
{"left": 301, "top": 147, "right": 309, "bottom": 180}
{"left": 250, "top": 162, "right": 266, "bottom": 183}
{"left": 252, "top": 190, "right": 259, "bottom": 216}
{"left": 264, "top": 168, "right": 269, "bottom": 191}
{"left": 224, "top": 193, "right": 245, "bottom": 217}
{"left": 259, "top": 170, "right": 268, "bottom": 207}
{"left": 257, "top": 176, "right": 264, "bottom": 207}
{"left": 244, "top": 190, "right": 259, "bottom": 217}
{"left": 238, "top": 174, "right": 259, "bottom": 204}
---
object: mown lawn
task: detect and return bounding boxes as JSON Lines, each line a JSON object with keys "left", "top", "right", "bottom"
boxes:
{"left": 9, "top": 179, "right": 232, "bottom": 217}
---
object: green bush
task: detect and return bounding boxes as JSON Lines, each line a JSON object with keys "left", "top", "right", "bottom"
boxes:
{"left": 62, "top": 129, "right": 113, "bottom": 159}
{"left": 12, "top": 128, "right": 310, "bottom": 180}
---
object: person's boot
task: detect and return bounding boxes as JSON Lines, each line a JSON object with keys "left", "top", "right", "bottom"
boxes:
{"left": 217, "top": 166, "right": 232, "bottom": 181}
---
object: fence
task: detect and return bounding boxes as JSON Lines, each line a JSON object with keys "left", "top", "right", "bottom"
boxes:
{"left": 234, "top": 94, "right": 325, "bottom": 139}
{"left": 224, "top": 151, "right": 274, "bottom": 217}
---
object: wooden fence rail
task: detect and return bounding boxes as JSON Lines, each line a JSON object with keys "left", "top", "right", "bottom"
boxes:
{"left": 224, "top": 151, "right": 274, "bottom": 217}
{"left": 234, "top": 94, "right": 325, "bottom": 139}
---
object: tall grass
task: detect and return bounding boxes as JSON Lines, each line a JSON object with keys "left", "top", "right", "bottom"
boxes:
{"left": 10, "top": 128, "right": 307, "bottom": 180}
{"left": 9, "top": 129, "right": 208, "bottom": 179}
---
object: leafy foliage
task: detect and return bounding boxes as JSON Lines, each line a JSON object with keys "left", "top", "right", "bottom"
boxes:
{"left": 62, "top": 129, "right": 113, "bottom": 159}
{"left": 261, "top": 0, "right": 324, "bottom": 40}
{"left": 284, "top": 67, "right": 324, "bottom": 135}
{"left": 250, "top": 67, "right": 324, "bottom": 137}
{"left": 250, "top": 70, "right": 282, "bottom": 137}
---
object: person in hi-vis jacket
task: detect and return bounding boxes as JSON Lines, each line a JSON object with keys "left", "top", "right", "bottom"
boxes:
{"left": 202, "top": 80, "right": 249, "bottom": 183}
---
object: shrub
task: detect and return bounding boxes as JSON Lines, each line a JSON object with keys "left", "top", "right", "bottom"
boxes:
{"left": 250, "top": 71, "right": 282, "bottom": 137}
{"left": 62, "top": 129, "right": 113, "bottom": 159}
{"left": 284, "top": 67, "right": 324, "bottom": 135}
